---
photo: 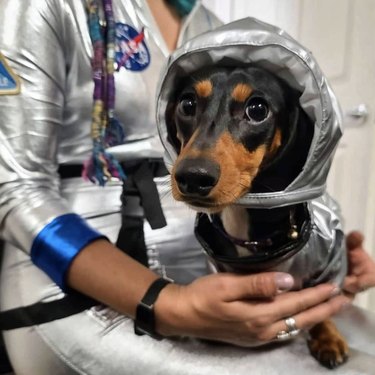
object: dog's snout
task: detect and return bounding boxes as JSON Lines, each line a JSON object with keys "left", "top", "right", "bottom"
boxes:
{"left": 175, "top": 158, "right": 220, "bottom": 197}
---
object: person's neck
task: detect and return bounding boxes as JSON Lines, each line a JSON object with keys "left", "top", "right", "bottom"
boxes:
{"left": 146, "top": 0, "right": 182, "bottom": 52}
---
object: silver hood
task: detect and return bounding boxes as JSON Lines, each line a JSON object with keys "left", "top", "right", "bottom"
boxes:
{"left": 156, "top": 17, "right": 343, "bottom": 208}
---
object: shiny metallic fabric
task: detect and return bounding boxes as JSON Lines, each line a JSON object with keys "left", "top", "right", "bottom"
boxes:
{"left": 0, "top": 2, "right": 373, "bottom": 372}
{"left": 0, "top": 0, "right": 221, "bottom": 254}
{"left": 156, "top": 16, "right": 346, "bottom": 285}
{"left": 0, "top": 0, "right": 222, "bottom": 372}
{"left": 0, "top": 0, "right": 221, "bottom": 284}
{"left": 156, "top": 17, "right": 343, "bottom": 209}
{"left": 196, "top": 194, "right": 347, "bottom": 290}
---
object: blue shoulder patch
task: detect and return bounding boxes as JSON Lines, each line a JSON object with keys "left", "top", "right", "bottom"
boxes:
{"left": 0, "top": 52, "right": 20, "bottom": 95}
{"left": 115, "top": 23, "right": 150, "bottom": 72}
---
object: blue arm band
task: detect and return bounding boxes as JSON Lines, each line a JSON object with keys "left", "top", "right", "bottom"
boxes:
{"left": 31, "top": 213, "right": 107, "bottom": 289}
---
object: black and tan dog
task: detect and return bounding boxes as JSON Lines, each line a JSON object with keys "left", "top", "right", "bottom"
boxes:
{"left": 165, "top": 66, "right": 348, "bottom": 369}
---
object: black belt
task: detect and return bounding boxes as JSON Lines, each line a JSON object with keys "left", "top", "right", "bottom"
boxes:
{"left": 57, "top": 164, "right": 85, "bottom": 179}
{"left": 58, "top": 158, "right": 168, "bottom": 180}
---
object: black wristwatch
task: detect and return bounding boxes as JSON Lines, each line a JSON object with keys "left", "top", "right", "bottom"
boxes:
{"left": 134, "top": 278, "right": 171, "bottom": 340}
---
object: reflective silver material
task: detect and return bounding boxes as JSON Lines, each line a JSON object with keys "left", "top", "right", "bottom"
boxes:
{"left": 0, "top": 0, "right": 221, "bottom": 282}
{"left": 2, "top": 250, "right": 375, "bottom": 375}
{"left": 0, "top": 0, "right": 222, "bottom": 254}
{"left": 0, "top": 3, "right": 373, "bottom": 373}
{"left": 156, "top": 17, "right": 347, "bottom": 288}
{"left": 0, "top": 0, "right": 221, "bottom": 372}
{"left": 274, "top": 193, "right": 347, "bottom": 289}
{"left": 156, "top": 17, "right": 343, "bottom": 209}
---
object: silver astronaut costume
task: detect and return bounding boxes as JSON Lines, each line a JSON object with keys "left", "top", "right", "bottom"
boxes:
{"left": 156, "top": 17, "right": 347, "bottom": 289}
{"left": 0, "top": 1, "right": 374, "bottom": 373}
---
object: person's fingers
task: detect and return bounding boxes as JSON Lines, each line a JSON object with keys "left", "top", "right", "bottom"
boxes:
{"left": 343, "top": 275, "right": 358, "bottom": 294}
{"left": 346, "top": 231, "right": 364, "bottom": 250}
{"left": 224, "top": 283, "right": 339, "bottom": 324}
{"left": 258, "top": 294, "right": 350, "bottom": 342}
{"left": 222, "top": 272, "right": 295, "bottom": 301}
{"left": 287, "top": 294, "right": 350, "bottom": 329}
{"left": 358, "top": 274, "right": 375, "bottom": 291}
{"left": 264, "top": 283, "right": 340, "bottom": 320}
{"left": 343, "top": 273, "right": 375, "bottom": 295}
{"left": 343, "top": 291, "right": 356, "bottom": 301}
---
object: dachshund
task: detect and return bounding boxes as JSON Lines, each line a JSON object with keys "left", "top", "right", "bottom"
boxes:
{"left": 165, "top": 65, "right": 349, "bottom": 369}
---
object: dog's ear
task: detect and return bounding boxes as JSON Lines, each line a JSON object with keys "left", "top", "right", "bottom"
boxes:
{"left": 281, "top": 89, "right": 314, "bottom": 182}
{"left": 165, "top": 100, "right": 181, "bottom": 154}
{"left": 252, "top": 87, "right": 314, "bottom": 193}
{"left": 281, "top": 85, "right": 314, "bottom": 153}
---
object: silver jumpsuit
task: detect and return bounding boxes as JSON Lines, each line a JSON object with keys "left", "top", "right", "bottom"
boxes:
{"left": 0, "top": 2, "right": 374, "bottom": 374}
{"left": 0, "top": 0, "right": 222, "bottom": 373}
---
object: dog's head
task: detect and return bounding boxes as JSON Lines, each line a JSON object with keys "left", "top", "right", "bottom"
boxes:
{"left": 166, "top": 66, "right": 311, "bottom": 213}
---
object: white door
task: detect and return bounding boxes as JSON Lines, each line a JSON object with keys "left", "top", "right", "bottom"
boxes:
{"left": 203, "top": 0, "right": 375, "bottom": 312}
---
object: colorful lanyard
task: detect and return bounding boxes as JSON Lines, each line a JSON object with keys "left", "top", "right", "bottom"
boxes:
{"left": 83, "top": 0, "right": 125, "bottom": 186}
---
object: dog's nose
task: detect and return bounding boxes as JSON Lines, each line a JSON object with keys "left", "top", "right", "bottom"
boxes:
{"left": 175, "top": 158, "right": 220, "bottom": 197}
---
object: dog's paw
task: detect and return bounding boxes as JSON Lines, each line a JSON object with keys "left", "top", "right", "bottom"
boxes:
{"left": 308, "top": 320, "right": 349, "bottom": 369}
{"left": 308, "top": 335, "right": 349, "bottom": 369}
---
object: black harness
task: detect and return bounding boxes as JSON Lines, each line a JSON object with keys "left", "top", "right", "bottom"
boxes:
{"left": 195, "top": 204, "right": 312, "bottom": 274}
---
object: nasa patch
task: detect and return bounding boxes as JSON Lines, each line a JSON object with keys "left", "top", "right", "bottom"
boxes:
{"left": 0, "top": 52, "right": 20, "bottom": 95}
{"left": 115, "top": 23, "right": 150, "bottom": 72}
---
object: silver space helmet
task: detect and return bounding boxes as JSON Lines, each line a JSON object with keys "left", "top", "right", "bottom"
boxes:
{"left": 156, "top": 17, "right": 343, "bottom": 209}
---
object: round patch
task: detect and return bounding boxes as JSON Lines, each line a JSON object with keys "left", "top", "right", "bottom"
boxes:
{"left": 115, "top": 23, "right": 150, "bottom": 72}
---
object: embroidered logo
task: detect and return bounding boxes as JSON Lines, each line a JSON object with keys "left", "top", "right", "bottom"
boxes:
{"left": 115, "top": 23, "right": 150, "bottom": 72}
{"left": 0, "top": 52, "right": 20, "bottom": 95}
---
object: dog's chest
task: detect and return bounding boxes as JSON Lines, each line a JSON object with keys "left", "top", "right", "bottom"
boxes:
{"left": 220, "top": 206, "right": 253, "bottom": 257}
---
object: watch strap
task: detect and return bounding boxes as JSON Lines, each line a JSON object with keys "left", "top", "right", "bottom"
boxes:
{"left": 134, "top": 278, "right": 171, "bottom": 340}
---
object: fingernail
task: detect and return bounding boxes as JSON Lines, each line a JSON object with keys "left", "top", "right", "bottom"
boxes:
{"left": 275, "top": 273, "right": 294, "bottom": 291}
{"left": 331, "top": 285, "right": 342, "bottom": 297}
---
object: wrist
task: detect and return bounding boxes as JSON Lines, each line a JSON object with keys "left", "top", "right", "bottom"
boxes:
{"left": 153, "top": 282, "right": 186, "bottom": 337}
{"left": 134, "top": 277, "right": 173, "bottom": 339}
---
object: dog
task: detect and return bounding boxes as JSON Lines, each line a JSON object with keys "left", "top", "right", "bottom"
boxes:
{"left": 164, "top": 65, "right": 348, "bottom": 369}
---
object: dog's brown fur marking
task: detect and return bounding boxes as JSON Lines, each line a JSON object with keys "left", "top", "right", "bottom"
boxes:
{"left": 172, "top": 131, "right": 267, "bottom": 209}
{"left": 232, "top": 83, "right": 253, "bottom": 102}
{"left": 171, "top": 129, "right": 201, "bottom": 198}
{"left": 194, "top": 80, "right": 213, "bottom": 98}
{"left": 269, "top": 128, "right": 282, "bottom": 157}
{"left": 308, "top": 319, "right": 349, "bottom": 368}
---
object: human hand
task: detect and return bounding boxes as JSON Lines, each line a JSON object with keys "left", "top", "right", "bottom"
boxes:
{"left": 343, "top": 231, "right": 375, "bottom": 299}
{"left": 154, "top": 272, "right": 350, "bottom": 347}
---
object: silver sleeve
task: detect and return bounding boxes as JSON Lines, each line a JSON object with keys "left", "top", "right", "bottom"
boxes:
{"left": 0, "top": 0, "right": 72, "bottom": 252}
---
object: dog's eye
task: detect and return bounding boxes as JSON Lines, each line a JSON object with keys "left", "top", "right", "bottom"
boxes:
{"left": 245, "top": 98, "right": 269, "bottom": 122}
{"left": 178, "top": 94, "right": 196, "bottom": 117}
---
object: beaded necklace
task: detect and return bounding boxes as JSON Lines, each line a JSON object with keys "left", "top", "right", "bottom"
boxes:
{"left": 83, "top": 0, "right": 125, "bottom": 186}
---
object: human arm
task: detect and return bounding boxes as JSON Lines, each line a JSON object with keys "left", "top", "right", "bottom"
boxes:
{"left": 0, "top": 0, "right": 105, "bottom": 288}
{"left": 67, "top": 239, "right": 350, "bottom": 346}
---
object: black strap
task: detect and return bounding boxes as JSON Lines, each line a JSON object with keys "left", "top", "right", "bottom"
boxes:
{"left": 57, "top": 164, "right": 83, "bottom": 179}
{"left": 116, "top": 160, "right": 167, "bottom": 266}
{"left": 132, "top": 160, "right": 167, "bottom": 230}
{"left": 116, "top": 215, "right": 149, "bottom": 267}
{"left": 134, "top": 278, "right": 171, "bottom": 339}
{"left": 0, "top": 293, "right": 98, "bottom": 331}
